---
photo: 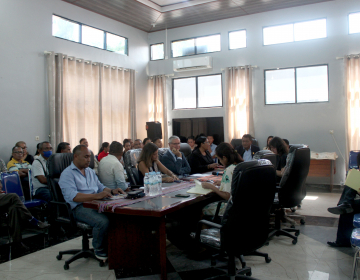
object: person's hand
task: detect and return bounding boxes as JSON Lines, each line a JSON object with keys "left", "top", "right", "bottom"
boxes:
{"left": 215, "top": 181, "right": 221, "bottom": 186}
{"left": 94, "top": 191, "right": 112, "bottom": 200}
{"left": 208, "top": 163, "right": 218, "bottom": 169}
{"left": 202, "top": 182, "right": 216, "bottom": 191}
{"left": 172, "top": 148, "right": 182, "bottom": 158}
{"left": 112, "top": 188, "right": 126, "bottom": 195}
{"left": 163, "top": 177, "right": 175, "bottom": 183}
{"left": 171, "top": 174, "right": 179, "bottom": 180}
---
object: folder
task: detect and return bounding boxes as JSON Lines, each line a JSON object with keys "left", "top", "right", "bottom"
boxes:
{"left": 345, "top": 169, "right": 360, "bottom": 191}
{"left": 187, "top": 179, "right": 213, "bottom": 195}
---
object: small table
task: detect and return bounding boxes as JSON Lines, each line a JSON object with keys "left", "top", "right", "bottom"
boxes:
{"left": 307, "top": 159, "right": 336, "bottom": 192}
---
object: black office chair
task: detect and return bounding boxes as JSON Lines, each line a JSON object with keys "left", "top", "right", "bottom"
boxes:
{"left": 253, "top": 150, "right": 277, "bottom": 167}
{"left": 194, "top": 159, "right": 276, "bottom": 278}
{"left": 268, "top": 145, "right": 310, "bottom": 244}
{"left": 179, "top": 143, "right": 192, "bottom": 161}
{"left": 230, "top": 139, "right": 242, "bottom": 149}
{"left": 123, "top": 149, "right": 142, "bottom": 186}
{"left": 47, "top": 153, "right": 105, "bottom": 270}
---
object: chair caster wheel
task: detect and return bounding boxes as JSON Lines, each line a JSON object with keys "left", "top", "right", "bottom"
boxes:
{"left": 292, "top": 239, "right": 298, "bottom": 245}
{"left": 99, "top": 261, "right": 105, "bottom": 267}
{"left": 246, "top": 272, "right": 252, "bottom": 277}
{"left": 300, "top": 219, "right": 305, "bottom": 225}
{"left": 64, "top": 263, "right": 69, "bottom": 270}
{"left": 56, "top": 254, "right": 62, "bottom": 260}
{"left": 290, "top": 225, "right": 295, "bottom": 229}
{"left": 266, "top": 257, "right": 272, "bottom": 263}
{"left": 295, "top": 232, "right": 300, "bottom": 237}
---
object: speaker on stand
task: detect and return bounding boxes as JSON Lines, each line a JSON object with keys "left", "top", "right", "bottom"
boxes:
{"left": 146, "top": 122, "right": 162, "bottom": 140}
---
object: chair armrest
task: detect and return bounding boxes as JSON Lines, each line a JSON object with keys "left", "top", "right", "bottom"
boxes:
{"left": 194, "top": 219, "right": 222, "bottom": 243}
{"left": 50, "top": 200, "right": 77, "bottom": 228}
{"left": 212, "top": 200, "right": 227, "bottom": 222}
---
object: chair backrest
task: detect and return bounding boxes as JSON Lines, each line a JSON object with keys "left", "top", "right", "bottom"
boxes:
{"left": 1, "top": 171, "right": 25, "bottom": 201}
{"left": 221, "top": 159, "right": 276, "bottom": 255}
{"left": 28, "top": 168, "right": 34, "bottom": 199}
{"left": 253, "top": 150, "right": 277, "bottom": 167}
{"left": 251, "top": 138, "right": 259, "bottom": 147}
{"left": 179, "top": 143, "right": 192, "bottom": 159}
{"left": 230, "top": 139, "right": 242, "bottom": 149}
{"left": 278, "top": 144, "right": 310, "bottom": 208}
{"left": 89, "top": 151, "right": 95, "bottom": 169}
{"left": 158, "top": 148, "right": 169, "bottom": 158}
{"left": 124, "top": 149, "right": 142, "bottom": 186}
{"left": 349, "top": 150, "right": 360, "bottom": 170}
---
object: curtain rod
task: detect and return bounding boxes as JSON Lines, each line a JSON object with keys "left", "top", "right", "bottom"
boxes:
{"left": 336, "top": 54, "right": 360, "bottom": 59}
{"left": 148, "top": 74, "right": 174, "bottom": 79}
{"left": 221, "top": 65, "right": 258, "bottom": 71}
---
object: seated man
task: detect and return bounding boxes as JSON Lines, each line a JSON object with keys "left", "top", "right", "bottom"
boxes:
{"left": 7, "top": 146, "right": 32, "bottom": 200}
{"left": 133, "top": 139, "right": 143, "bottom": 149}
{"left": 79, "top": 138, "right": 89, "bottom": 147}
{"left": 98, "top": 141, "right": 128, "bottom": 191}
{"left": 10, "top": 141, "right": 34, "bottom": 165}
{"left": 152, "top": 138, "right": 163, "bottom": 148}
{"left": 59, "top": 145, "right": 125, "bottom": 260}
{"left": 56, "top": 142, "right": 71, "bottom": 153}
{"left": 160, "top": 136, "right": 191, "bottom": 176}
{"left": 207, "top": 135, "right": 217, "bottom": 158}
{"left": 235, "top": 134, "right": 260, "bottom": 162}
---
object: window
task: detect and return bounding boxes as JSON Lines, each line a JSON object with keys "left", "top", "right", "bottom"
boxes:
{"left": 263, "top": 19, "right": 326, "bottom": 45}
{"left": 229, "top": 30, "right": 247, "bottom": 49}
{"left": 349, "top": 12, "right": 360, "bottom": 34}
{"left": 151, "top": 43, "right": 165, "bottom": 60}
{"left": 52, "top": 15, "right": 128, "bottom": 55}
{"left": 171, "top": 34, "right": 221, "bottom": 58}
{"left": 173, "top": 74, "right": 222, "bottom": 109}
{"left": 265, "top": 65, "right": 328, "bottom": 105}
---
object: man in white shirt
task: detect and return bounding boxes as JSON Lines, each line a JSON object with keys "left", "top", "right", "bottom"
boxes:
{"left": 98, "top": 141, "right": 128, "bottom": 191}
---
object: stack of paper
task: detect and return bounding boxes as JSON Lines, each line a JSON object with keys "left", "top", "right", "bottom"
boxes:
{"left": 187, "top": 179, "right": 213, "bottom": 195}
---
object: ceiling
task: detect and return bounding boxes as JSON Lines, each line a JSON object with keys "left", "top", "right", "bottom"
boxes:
{"left": 63, "top": 0, "right": 333, "bottom": 32}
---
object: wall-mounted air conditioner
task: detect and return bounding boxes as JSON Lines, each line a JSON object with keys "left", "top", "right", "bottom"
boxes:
{"left": 173, "top": 56, "right": 212, "bottom": 72}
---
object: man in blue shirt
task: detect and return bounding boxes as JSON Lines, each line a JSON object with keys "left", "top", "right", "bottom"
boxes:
{"left": 235, "top": 134, "right": 260, "bottom": 162}
{"left": 59, "top": 145, "right": 125, "bottom": 260}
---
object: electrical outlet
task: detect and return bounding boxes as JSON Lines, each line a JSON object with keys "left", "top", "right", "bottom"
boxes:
{"left": 329, "top": 130, "right": 334, "bottom": 134}
{"left": 35, "top": 136, "right": 40, "bottom": 141}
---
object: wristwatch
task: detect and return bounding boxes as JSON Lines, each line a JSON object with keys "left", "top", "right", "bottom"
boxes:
{"left": 110, "top": 189, "right": 114, "bottom": 195}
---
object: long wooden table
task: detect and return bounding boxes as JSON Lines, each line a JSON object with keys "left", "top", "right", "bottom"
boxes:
{"left": 83, "top": 181, "right": 217, "bottom": 279}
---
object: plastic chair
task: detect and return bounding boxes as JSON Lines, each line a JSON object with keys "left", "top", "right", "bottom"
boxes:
{"left": 351, "top": 228, "right": 360, "bottom": 279}
{"left": 349, "top": 151, "right": 360, "bottom": 170}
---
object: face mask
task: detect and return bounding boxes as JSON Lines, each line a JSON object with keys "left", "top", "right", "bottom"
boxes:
{"left": 43, "top": 150, "right": 52, "bottom": 158}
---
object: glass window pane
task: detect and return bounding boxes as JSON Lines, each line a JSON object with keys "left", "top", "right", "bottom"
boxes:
{"left": 349, "top": 12, "right": 360, "bottom": 34}
{"left": 82, "top": 25, "right": 104, "bottom": 49}
{"left": 198, "top": 75, "right": 222, "bottom": 108}
{"left": 265, "top": 69, "right": 295, "bottom": 104}
{"left": 294, "top": 19, "right": 327, "bottom": 41}
{"left": 196, "top": 35, "right": 221, "bottom": 54}
{"left": 296, "top": 66, "right": 328, "bottom": 103}
{"left": 229, "top": 30, "right": 246, "bottom": 49}
{"left": 173, "top": 78, "right": 196, "bottom": 109}
{"left": 106, "top": 33, "right": 126, "bottom": 54}
{"left": 52, "top": 15, "right": 80, "bottom": 42}
{"left": 151, "top": 43, "right": 164, "bottom": 60}
{"left": 172, "top": 39, "right": 195, "bottom": 58}
{"left": 263, "top": 24, "right": 293, "bottom": 45}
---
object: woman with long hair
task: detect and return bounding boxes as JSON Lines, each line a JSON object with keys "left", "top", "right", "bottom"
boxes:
{"left": 269, "top": 136, "right": 289, "bottom": 180}
{"left": 138, "top": 143, "right": 178, "bottom": 184}
{"left": 202, "top": 142, "right": 244, "bottom": 216}
{"left": 97, "top": 142, "right": 110, "bottom": 161}
{"left": 263, "top": 135, "right": 273, "bottom": 150}
{"left": 188, "top": 136, "right": 218, "bottom": 174}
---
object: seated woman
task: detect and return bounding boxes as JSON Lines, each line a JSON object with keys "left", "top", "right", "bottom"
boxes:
{"left": 268, "top": 136, "right": 288, "bottom": 182}
{"left": 188, "top": 136, "right": 218, "bottom": 174}
{"left": 263, "top": 135, "right": 273, "bottom": 150}
{"left": 138, "top": 143, "right": 178, "bottom": 184}
{"left": 201, "top": 143, "right": 243, "bottom": 216}
{"left": 97, "top": 142, "right": 110, "bottom": 161}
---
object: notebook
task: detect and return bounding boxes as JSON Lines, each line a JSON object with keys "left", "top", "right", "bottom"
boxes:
{"left": 187, "top": 179, "right": 213, "bottom": 195}
{"left": 345, "top": 169, "right": 360, "bottom": 191}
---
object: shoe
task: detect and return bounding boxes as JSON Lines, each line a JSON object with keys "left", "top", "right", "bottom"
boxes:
{"left": 327, "top": 241, "right": 351, "bottom": 248}
{"left": 94, "top": 249, "right": 108, "bottom": 260}
{"left": 327, "top": 203, "right": 353, "bottom": 215}
{"left": 37, "top": 221, "right": 50, "bottom": 229}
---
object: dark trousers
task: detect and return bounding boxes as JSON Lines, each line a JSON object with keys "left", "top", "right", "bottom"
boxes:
{"left": 336, "top": 186, "right": 360, "bottom": 244}
{"left": 0, "top": 193, "right": 33, "bottom": 242}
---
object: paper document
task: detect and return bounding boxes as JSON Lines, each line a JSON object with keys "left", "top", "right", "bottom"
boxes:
{"left": 187, "top": 179, "right": 213, "bottom": 195}
{"left": 345, "top": 169, "right": 360, "bottom": 191}
{"left": 188, "top": 173, "right": 209, "bottom": 177}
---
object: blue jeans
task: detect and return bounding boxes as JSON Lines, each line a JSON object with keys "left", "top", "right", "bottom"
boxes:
{"left": 72, "top": 204, "right": 109, "bottom": 251}
{"left": 34, "top": 187, "right": 52, "bottom": 202}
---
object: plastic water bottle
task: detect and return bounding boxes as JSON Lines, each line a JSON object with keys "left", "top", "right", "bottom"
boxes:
{"left": 156, "top": 172, "right": 162, "bottom": 195}
{"left": 148, "top": 172, "right": 155, "bottom": 196}
{"left": 144, "top": 173, "right": 150, "bottom": 195}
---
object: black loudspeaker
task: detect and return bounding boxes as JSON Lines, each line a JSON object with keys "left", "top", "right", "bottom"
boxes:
{"left": 146, "top": 122, "right": 162, "bottom": 140}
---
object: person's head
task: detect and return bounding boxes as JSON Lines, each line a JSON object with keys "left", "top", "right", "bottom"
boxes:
{"left": 109, "top": 141, "right": 123, "bottom": 159}
{"left": 134, "top": 139, "right": 143, "bottom": 149}
{"left": 269, "top": 137, "right": 288, "bottom": 156}
{"left": 138, "top": 143, "right": 159, "bottom": 168}
{"left": 123, "top": 139, "right": 132, "bottom": 152}
{"left": 79, "top": 138, "right": 88, "bottom": 147}
{"left": 12, "top": 146, "right": 23, "bottom": 161}
{"left": 39, "top": 141, "right": 53, "bottom": 159}
{"left": 266, "top": 136, "right": 274, "bottom": 147}
{"left": 187, "top": 136, "right": 195, "bottom": 148}
{"left": 143, "top": 138, "right": 151, "bottom": 145}
{"left": 207, "top": 136, "right": 214, "bottom": 145}
{"left": 98, "top": 142, "right": 110, "bottom": 155}
{"left": 15, "top": 141, "right": 28, "bottom": 156}
{"left": 128, "top": 139, "right": 134, "bottom": 148}
{"left": 152, "top": 138, "right": 163, "bottom": 148}
{"left": 282, "top": 139, "right": 290, "bottom": 150}
{"left": 242, "top": 134, "right": 253, "bottom": 150}
{"left": 56, "top": 142, "right": 71, "bottom": 153}
{"left": 35, "top": 143, "right": 41, "bottom": 156}
{"left": 73, "top": 145, "right": 91, "bottom": 169}
{"left": 195, "top": 136, "right": 210, "bottom": 151}
{"left": 168, "top": 136, "right": 181, "bottom": 151}
{"left": 216, "top": 143, "right": 243, "bottom": 168}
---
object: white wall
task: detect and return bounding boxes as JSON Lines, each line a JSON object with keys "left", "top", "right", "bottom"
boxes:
{"left": 0, "top": 0, "right": 149, "bottom": 161}
{"left": 148, "top": 0, "right": 360, "bottom": 185}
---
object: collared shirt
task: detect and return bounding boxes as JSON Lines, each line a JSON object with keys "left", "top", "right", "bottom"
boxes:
{"left": 169, "top": 149, "right": 182, "bottom": 162}
{"left": 31, "top": 155, "right": 48, "bottom": 194}
{"left": 210, "top": 143, "right": 217, "bottom": 157}
{"left": 59, "top": 162, "right": 106, "bottom": 209}
{"left": 98, "top": 154, "right": 127, "bottom": 190}
{"left": 7, "top": 158, "right": 31, "bottom": 172}
{"left": 243, "top": 148, "right": 252, "bottom": 162}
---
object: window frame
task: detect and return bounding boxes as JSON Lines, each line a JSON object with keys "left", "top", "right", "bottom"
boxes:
{"left": 228, "top": 29, "right": 247, "bottom": 50}
{"left": 262, "top": 18, "right": 327, "bottom": 46}
{"left": 52, "top": 14, "right": 129, "bottom": 56}
{"left": 264, "top": 64, "right": 329, "bottom": 105}
{"left": 348, "top": 11, "right": 360, "bottom": 35}
{"left": 150, "top": 42, "right": 165, "bottom": 61}
{"left": 172, "top": 73, "right": 223, "bottom": 110}
{"left": 170, "top": 33, "right": 221, "bottom": 58}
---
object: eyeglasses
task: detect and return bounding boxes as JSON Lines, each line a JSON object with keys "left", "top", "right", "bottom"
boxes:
{"left": 205, "top": 141, "right": 210, "bottom": 144}
{"left": 13, "top": 151, "right": 23, "bottom": 154}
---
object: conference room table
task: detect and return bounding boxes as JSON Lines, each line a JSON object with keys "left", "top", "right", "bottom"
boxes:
{"left": 83, "top": 172, "right": 221, "bottom": 280}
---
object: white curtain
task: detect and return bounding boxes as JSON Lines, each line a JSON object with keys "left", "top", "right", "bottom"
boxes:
{"left": 225, "top": 66, "right": 254, "bottom": 142}
{"left": 192, "top": 118, "right": 207, "bottom": 137}
{"left": 345, "top": 55, "right": 360, "bottom": 166}
{"left": 46, "top": 52, "right": 136, "bottom": 153}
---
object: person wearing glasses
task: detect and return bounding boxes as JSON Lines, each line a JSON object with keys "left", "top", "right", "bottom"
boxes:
{"left": 188, "top": 136, "right": 218, "bottom": 174}
{"left": 160, "top": 136, "right": 191, "bottom": 176}
{"left": 9, "top": 141, "right": 34, "bottom": 165}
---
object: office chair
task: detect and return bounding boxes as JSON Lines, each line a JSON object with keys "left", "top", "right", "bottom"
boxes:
{"left": 251, "top": 138, "right": 259, "bottom": 147}
{"left": 268, "top": 145, "right": 310, "bottom": 244}
{"left": 194, "top": 160, "right": 276, "bottom": 278}
{"left": 179, "top": 143, "right": 192, "bottom": 161}
{"left": 123, "top": 149, "right": 142, "bottom": 186}
{"left": 253, "top": 150, "right": 277, "bottom": 167}
{"left": 158, "top": 148, "right": 169, "bottom": 158}
{"left": 47, "top": 153, "right": 105, "bottom": 270}
{"left": 230, "top": 139, "right": 242, "bottom": 149}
